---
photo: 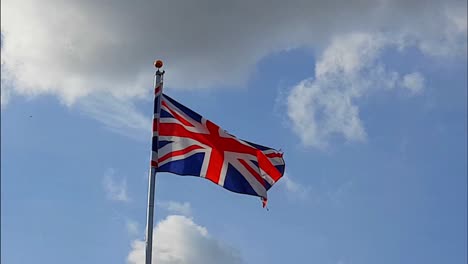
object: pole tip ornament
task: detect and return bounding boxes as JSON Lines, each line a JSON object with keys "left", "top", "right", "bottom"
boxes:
{"left": 154, "top": 60, "right": 163, "bottom": 69}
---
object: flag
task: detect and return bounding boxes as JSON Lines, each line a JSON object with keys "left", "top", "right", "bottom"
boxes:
{"left": 151, "top": 90, "right": 285, "bottom": 206}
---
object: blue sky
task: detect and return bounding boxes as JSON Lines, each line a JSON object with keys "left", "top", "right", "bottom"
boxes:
{"left": 1, "top": 1, "right": 467, "bottom": 264}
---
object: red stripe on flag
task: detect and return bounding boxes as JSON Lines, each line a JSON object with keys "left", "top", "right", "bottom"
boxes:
{"left": 239, "top": 159, "right": 266, "bottom": 188}
{"left": 266, "top": 152, "right": 283, "bottom": 158}
{"left": 162, "top": 101, "right": 194, "bottom": 127}
{"left": 152, "top": 120, "right": 158, "bottom": 132}
{"left": 204, "top": 151, "right": 224, "bottom": 184}
{"left": 158, "top": 145, "right": 204, "bottom": 164}
{"left": 256, "top": 151, "right": 283, "bottom": 182}
{"left": 203, "top": 120, "right": 225, "bottom": 184}
{"left": 155, "top": 86, "right": 161, "bottom": 95}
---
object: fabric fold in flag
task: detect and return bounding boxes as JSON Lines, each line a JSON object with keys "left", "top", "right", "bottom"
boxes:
{"left": 152, "top": 93, "right": 285, "bottom": 206}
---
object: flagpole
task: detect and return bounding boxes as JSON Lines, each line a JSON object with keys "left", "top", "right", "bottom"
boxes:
{"left": 145, "top": 60, "right": 164, "bottom": 264}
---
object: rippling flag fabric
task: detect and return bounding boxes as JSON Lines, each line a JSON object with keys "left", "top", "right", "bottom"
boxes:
{"left": 151, "top": 90, "right": 285, "bottom": 206}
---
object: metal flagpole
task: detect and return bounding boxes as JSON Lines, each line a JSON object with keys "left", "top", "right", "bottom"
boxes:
{"left": 145, "top": 60, "right": 165, "bottom": 264}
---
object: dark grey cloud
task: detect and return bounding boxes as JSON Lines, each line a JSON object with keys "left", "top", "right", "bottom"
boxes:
{"left": 1, "top": 0, "right": 465, "bottom": 144}
{"left": 2, "top": 0, "right": 465, "bottom": 102}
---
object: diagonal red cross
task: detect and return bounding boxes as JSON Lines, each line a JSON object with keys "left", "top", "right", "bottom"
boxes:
{"left": 158, "top": 100, "right": 282, "bottom": 188}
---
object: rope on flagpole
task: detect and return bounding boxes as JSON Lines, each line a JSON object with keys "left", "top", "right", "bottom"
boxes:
{"left": 145, "top": 59, "right": 164, "bottom": 264}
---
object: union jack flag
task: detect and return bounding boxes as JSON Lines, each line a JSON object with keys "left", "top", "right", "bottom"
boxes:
{"left": 151, "top": 85, "right": 285, "bottom": 207}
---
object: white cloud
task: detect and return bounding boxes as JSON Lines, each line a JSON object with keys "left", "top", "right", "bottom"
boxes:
{"left": 77, "top": 93, "right": 151, "bottom": 140}
{"left": 416, "top": 6, "right": 467, "bottom": 57}
{"left": 2, "top": 0, "right": 465, "bottom": 103}
{"left": 315, "top": 33, "right": 388, "bottom": 78}
{"left": 158, "top": 201, "right": 192, "bottom": 216}
{"left": 326, "top": 180, "right": 354, "bottom": 206}
{"left": 1, "top": 0, "right": 465, "bottom": 139}
{"left": 402, "top": 72, "right": 425, "bottom": 95}
{"left": 280, "top": 174, "right": 310, "bottom": 200}
{"left": 278, "top": 173, "right": 355, "bottom": 205}
{"left": 287, "top": 78, "right": 366, "bottom": 149}
{"left": 127, "top": 215, "right": 242, "bottom": 264}
{"left": 103, "top": 168, "right": 129, "bottom": 202}
{"left": 126, "top": 219, "right": 140, "bottom": 237}
{"left": 1, "top": 87, "right": 11, "bottom": 108}
{"left": 287, "top": 33, "right": 431, "bottom": 148}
